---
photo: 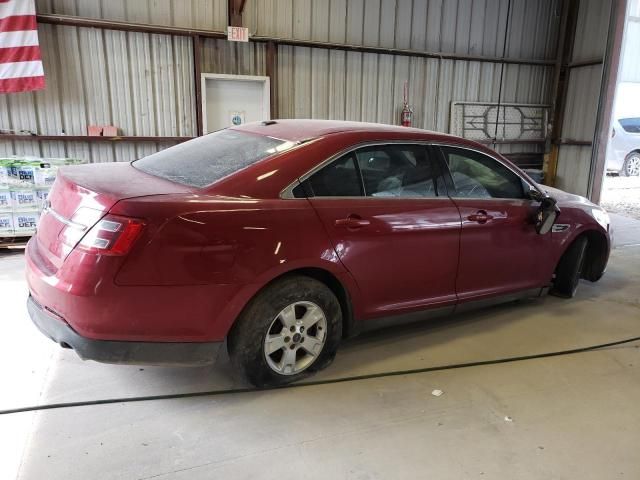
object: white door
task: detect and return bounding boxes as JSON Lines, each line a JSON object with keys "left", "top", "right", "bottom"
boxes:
{"left": 202, "top": 74, "right": 270, "bottom": 133}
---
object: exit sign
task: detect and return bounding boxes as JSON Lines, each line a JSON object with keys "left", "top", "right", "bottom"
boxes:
{"left": 227, "top": 26, "right": 249, "bottom": 42}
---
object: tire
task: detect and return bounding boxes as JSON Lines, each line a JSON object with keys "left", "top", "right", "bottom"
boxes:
{"left": 550, "top": 236, "right": 588, "bottom": 298}
{"left": 227, "top": 275, "right": 342, "bottom": 387}
{"left": 620, "top": 152, "right": 640, "bottom": 177}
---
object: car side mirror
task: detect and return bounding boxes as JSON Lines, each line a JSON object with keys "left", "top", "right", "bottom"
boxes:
{"left": 527, "top": 187, "right": 544, "bottom": 202}
{"left": 534, "top": 193, "right": 560, "bottom": 235}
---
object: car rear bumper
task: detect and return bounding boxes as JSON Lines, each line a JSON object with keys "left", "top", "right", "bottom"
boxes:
{"left": 27, "top": 295, "right": 223, "bottom": 366}
{"left": 25, "top": 236, "right": 243, "bottom": 342}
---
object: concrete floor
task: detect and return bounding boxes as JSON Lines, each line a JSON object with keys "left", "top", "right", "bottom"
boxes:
{"left": 1, "top": 214, "right": 640, "bottom": 479}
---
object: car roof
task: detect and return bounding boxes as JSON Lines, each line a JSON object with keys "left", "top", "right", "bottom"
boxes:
{"left": 206, "top": 119, "right": 541, "bottom": 198}
{"left": 232, "top": 119, "right": 466, "bottom": 144}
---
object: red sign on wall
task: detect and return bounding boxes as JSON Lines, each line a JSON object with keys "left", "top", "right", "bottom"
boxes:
{"left": 227, "top": 26, "right": 249, "bottom": 42}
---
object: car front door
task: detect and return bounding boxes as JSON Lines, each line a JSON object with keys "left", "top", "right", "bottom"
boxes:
{"left": 437, "top": 145, "right": 549, "bottom": 301}
{"left": 301, "top": 143, "right": 461, "bottom": 319}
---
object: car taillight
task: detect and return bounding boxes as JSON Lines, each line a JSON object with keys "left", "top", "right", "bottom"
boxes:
{"left": 77, "top": 214, "right": 145, "bottom": 255}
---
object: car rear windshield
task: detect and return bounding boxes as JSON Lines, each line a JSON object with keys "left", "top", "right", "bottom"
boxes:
{"left": 132, "top": 129, "right": 293, "bottom": 188}
{"left": 619, "top": 118, "right": 640, "bottom": 133}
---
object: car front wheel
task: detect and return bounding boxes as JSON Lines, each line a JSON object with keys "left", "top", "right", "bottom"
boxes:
{"left": 550, "top": 236, "right": 588, "bottom": 298}
{"left": 228, "top": 275, "right": 342, "bottom": 387}
{"left": 621, "top": 152, "right": 640, "bottom": 177}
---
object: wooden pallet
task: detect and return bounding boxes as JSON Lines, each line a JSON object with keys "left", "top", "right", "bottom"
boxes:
{"left": 0, "top": 236, "right": 30, "bottom": 249}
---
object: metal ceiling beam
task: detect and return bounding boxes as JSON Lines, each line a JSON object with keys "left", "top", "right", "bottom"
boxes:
{"left": 35, "top": 14, "right": 556, "bottom": 67}
{"left": 36, "top": 14, "right": 227, "bottom": 39}
{"left": 567, "top": 58, "right": 604, "bottom": 68}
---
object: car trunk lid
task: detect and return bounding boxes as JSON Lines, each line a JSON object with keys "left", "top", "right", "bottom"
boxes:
{"left": 37, "top": 162, "right": 190, "bottom": 268}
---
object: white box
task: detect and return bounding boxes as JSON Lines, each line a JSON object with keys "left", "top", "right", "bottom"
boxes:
{"left": 10, "top": 189, "right": 38, "bottom": 210}
{"left": 14, "top": 164, "right": 36, "bottom": 184}
{"left": 0, "top": 189, "right": 11, "bottom": 211}
{"left": 34, "top": 165, "right": 57, "bottom": 186}
{"left": 0, "top": 166, "right": 8, "bottom": 186}
{"left": 12, "top": 211, "right": 39, "bottom": 235}
{"left": 35, "top": 189, "right": 50, "bottom": 208}
{"left": 0, "top": 212, "right": 14, "bottom": 235}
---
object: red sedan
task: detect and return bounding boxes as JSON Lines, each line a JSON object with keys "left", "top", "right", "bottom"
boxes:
{"left": 26, "top": 120, "right": 611, "bottom": 386}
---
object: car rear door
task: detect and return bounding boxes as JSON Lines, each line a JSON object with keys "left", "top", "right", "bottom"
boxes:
{"left": 302, "top": 143, "right": 461, "bottom": 319}
{"left": 436, "top": 145, "right": 550, "bottom": 301}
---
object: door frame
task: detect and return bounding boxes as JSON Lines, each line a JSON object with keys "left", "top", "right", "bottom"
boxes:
{"left": 201, "top": 73, "right": 271, "bottom": 133}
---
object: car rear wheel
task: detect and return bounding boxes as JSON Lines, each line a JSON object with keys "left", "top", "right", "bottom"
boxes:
{"left": 228, "top": 275, "right": 342, "bottom": 387}
{"left": 621, "top": 153, "right": 640, "bottom": 177}
{"left": 550, "top": 236, "right": 588, "bottom": 298}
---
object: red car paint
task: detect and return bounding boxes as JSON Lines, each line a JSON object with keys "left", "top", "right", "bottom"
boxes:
{"left": 25, "top": 120, "right": 611, "bottom": 351}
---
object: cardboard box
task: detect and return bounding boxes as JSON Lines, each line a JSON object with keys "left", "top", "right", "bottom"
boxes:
{"left": 34, "top": 164, "right": 57, "bottom": 186}
{"left": 88, "top": 125, "right": 103, "bottom": 136}
{"left": 35, "top": 189, "right": 49, "bottom": 209}
{"left": 10, "top": 189, "right": 38, "bottom": 210}
{"left": 0, "top": 212, "right": 14, "bottom": 235}
{"left": 0, "top": 162, "right": 9, "bottom": 187}
{"left": 102, "top": 125, "right": 119, "bottom": 136}
{"left": 12, "top": 211, "right": 39, "bottom": 235}
{"left": 9, "top": 161, "right": 20, "bottom": 178}
{"left": 0, "top": 189, "right": 11, "bottom": 211}
{"left": 15, "top": 163, "right": 37, "bottom": 184}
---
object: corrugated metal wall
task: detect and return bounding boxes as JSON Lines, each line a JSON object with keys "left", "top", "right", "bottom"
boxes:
{"left": 555, "top": 0, "right": 611, "bottom": 196}
{"left": 11, "top": 0, "right": 228, "bottom": 162}
{"left": 2, "top": 0, "right": 565, "bottom": 167}
{"left": 276, "top": 47, "right": 552, "bottom": 130}
{"left": 35, "top": 0, "right": 228, "bottom": 31}
{"left": 257, "top": 0, "right": 560, "bottom": 124}
{"left": 201, "top": 38, "right": 267, "bottom": 76}
{"left": 0, "top": 23, "right": 196, "bottom": 162}
{"left": 246, "top": 0, "right": 559, "bottom": 60}
{"left": 272, "top": 0, "right": 560, "bottom": 162}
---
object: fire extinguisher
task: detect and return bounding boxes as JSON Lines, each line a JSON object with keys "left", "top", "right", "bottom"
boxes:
{"left": 400, "top": 81, "right": 413, "bottom": 127}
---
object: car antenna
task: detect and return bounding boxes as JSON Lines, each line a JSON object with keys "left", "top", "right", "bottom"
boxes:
{"left": 261, "top": 120, "right": 277, "bottom": 126}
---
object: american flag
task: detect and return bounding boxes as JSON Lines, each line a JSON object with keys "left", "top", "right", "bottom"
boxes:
{"left": 0, "top": 0, "right": 45, "bottom": 93}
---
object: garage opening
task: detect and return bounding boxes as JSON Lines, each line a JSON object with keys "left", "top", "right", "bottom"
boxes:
{"left": 600, "top": 3, "right": 640, "bottom": 220}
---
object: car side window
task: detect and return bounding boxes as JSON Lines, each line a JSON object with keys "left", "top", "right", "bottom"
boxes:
{"left": 619, "top": 118, "right": 640, "bottom": 133}
{"left": 441, "top": 147, "right": 526, "bottom": 199}
{"left": 306, "top": 154, "right": 363, "bottom": 197}
{"left": 354, "top": 145, "right": 443, "bottom": 198}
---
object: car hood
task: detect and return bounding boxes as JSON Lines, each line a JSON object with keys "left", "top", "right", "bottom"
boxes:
{"left": 540, "top": 185, "right": 596, "bottom": 208}
{"left": 540, "top": 185, "right": 611, "bottom": 235}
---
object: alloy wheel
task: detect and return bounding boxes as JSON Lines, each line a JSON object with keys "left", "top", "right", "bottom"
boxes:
{"left": 625, "top": 154, "right": 640, "bottom": 176}
{"left": 263, "top": 301, "right": 328, "bottom": 375}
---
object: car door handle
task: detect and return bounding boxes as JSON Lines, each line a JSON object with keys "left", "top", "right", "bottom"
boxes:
{"left": 467, "top": 210, "right": 493, "bottom": 224}
{"left": 335, "top": 215, "right": 371, "bottom": 229}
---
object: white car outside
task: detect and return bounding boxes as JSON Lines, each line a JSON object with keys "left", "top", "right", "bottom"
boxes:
{"left": 608, "top": 118, "right": 640, "bottom": 176}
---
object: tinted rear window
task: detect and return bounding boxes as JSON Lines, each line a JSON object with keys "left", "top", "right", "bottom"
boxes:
{"left": 133, "top": 130, "right": 293, "bottom": 188}
{"left": 619, "top": 118, "right": 640, "bottom": 133}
